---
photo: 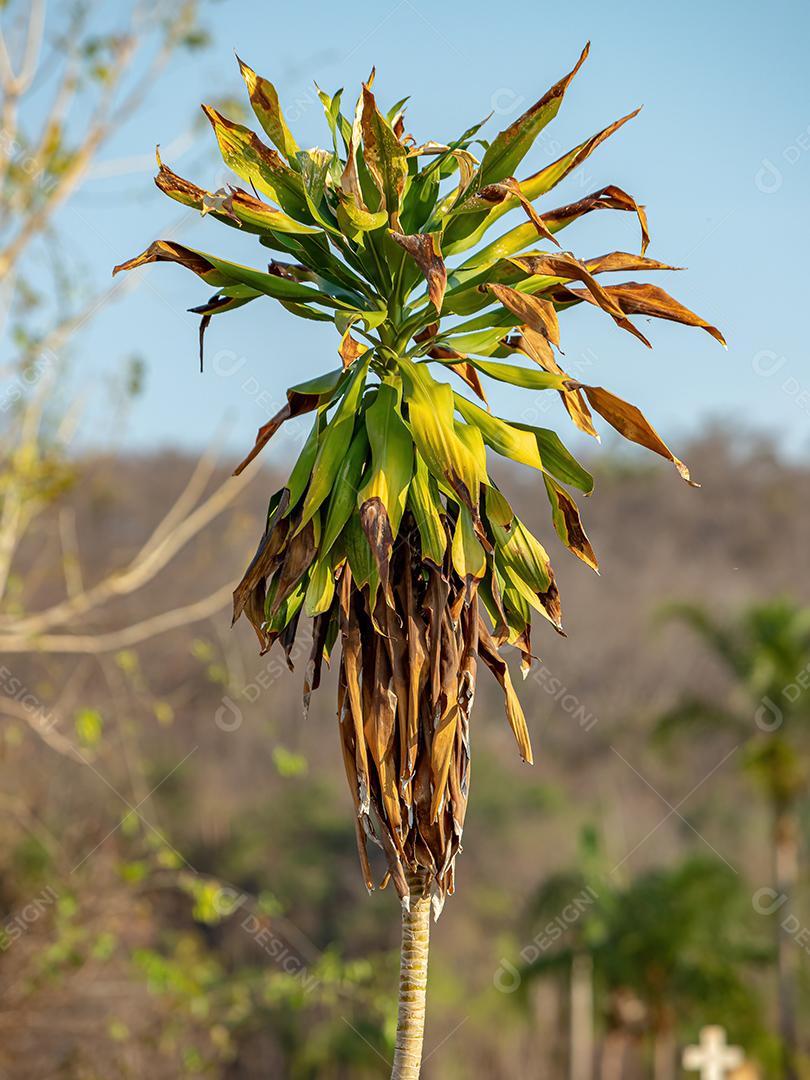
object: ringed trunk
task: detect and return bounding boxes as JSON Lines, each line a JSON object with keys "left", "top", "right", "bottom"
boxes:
{"left": 391, "top": 871, "right": 431, "bottom": 1079}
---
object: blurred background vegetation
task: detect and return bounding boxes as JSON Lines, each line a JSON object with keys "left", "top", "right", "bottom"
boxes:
{"left": 1, "top": 1, "right": 808, "bottom": 1077}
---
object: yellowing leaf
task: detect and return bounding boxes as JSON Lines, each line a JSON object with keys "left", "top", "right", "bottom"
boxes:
{"left": 299, "top": 355, "right": 371, "bottom": 527}
{"left": 358, "top": 381, "right": 414, "bottom": 534}
{"left": 451, "top": 504, "right": 486, "bottom": 583}
{"left": 201, "top": 106, "right": 309, "bottom": 220}
{"left": 454, "top": 394, "right": 543, "bottom": 471}
{"left": 398, "top": 357, "right": 484, "bottom": 530}
{"left": 468, "top": 358, "right": 573, "bottom": 392}
{"left": 237, "top": 56, "right": 299, "bottom": 163}
{"left": 543, "top": 474, "right": 598, "bottom": 572}
{"left": 155, "top": 153, "right": 317, "bottom": 235}
{"left": 304, "top": 554, "right": 337, "bottom": 616}
{"left": 407, "top": 454, "right": 447, "bottom": 566}
{"left": 477, "top": 43, "right": 590, "bottom": 188}
{"left": 360, "top": 84, "right": 408, "bottom": 226}
{"left": 477, "top": 619, "right": 534, "bottom": 763}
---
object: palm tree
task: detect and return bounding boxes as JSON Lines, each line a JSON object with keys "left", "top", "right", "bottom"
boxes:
{"left": 523, "top": 827, "right": 614, "bottom": 1080}
{"left": 114, "top": 46, "right": 723, "bottom": 1078}
{"left": 657, "top": 599, "right": 810, "bottom": 1079}
{"left": 603, "top": 857, "right": 767, "bottom": 1079}
{"left": 524, "top": 851, "right": 767, "bottom": 1080}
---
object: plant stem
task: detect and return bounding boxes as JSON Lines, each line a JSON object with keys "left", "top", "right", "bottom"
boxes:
{"left": 391, "top": 870, "right": 431, "bottom": 1080}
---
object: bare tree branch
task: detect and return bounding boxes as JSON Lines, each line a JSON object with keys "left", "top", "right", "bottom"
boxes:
{"left": 1, "top": 462, "right": 258, "bottom": 635}
{"left": 0, "top": 581, "right": 236, "bottom": 654}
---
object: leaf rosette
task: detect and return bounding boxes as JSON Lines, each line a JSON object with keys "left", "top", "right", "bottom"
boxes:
{"left": 115, "top": 48, "right": 724, "bottom": 910}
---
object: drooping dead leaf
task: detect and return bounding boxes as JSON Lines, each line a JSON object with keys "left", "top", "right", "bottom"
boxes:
{"left": 541, "top": 184, "right": 650, "bottom": 254}
{"left": 544, "top": 474, "right": 598, "bottom": 572}
{"left": 510, "top": 251, "right": 624, "bottom": 318}
{"left": 477, "top": 617, "right": 534, "bottom": 764}
{"left": 583, "top": 384, "right": 697, "bottom": 485}
{"left": 339, "top": 327, "right": 366, "bottom": 368}
{"left": 470, "top": 177, "right": 560, "bottom": 248}
{"left": 486, "top": 284, "right": 561, "bottom": 345}
{"left": 359, "top": 496, "right": 395, "bottom": 600}
{"left": 113, "top": 239, "right": 220, "bottom": 281}
{"left": 447, "top": 362, "right": 489, "bottom": 405}
{"left": 269, "top": 516, "right": 317, "bottom": 615}
{"left": 390, "top": 231, "right": 447, "bottom": 311}
{"left": 597, "top": 282, "right": 726, "bottom": 346}
{"left": 585, "top": 252, "right": 681, "bottom": 275}
{"left": 517, "top": 327, "right": 599, "bottom": 438}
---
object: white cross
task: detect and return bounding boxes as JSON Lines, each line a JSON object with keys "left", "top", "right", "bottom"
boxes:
{"left": 683, "top": 1025, "right": 745, "bottom": 1080}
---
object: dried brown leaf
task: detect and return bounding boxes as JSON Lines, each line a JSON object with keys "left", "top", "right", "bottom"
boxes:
{"left": 582, "top": 384, "right": 697, "bottom": 485}
{"left": 390, "top": 231, "right": 447, "bottom": 311}
{"left": 477, "top": 617, "right": 534, "bottom": 764}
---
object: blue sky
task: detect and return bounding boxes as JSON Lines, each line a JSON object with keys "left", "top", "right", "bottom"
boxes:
{"left": 62, "top": 0, "right": 809, "bottom": 468}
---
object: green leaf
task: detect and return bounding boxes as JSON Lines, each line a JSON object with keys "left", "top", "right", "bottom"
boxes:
{"left": 407, "top": 454, "right": 447, "bottom": 566}
{"left": 335, "top": 190, "right": 389, "bottom": 234}
{"left": 113, "top": 240, "right": 359, "bottom": 312}
{"left": 484, "top": 484, "right": 514, "bottom": 528}
{"left": 462, "top": 129, "right": 644, "bottom": 267}
{"left": 321, "top": 423, "right": 370, "bottom": 555}
{"left": 297, "top": 147, "right": 334, "bottom": 211}
{"left": 467, "top": 358, "right": 572, "bottom": 392}
{"left": 265, "top": 578, "right": 306, "bottom": 633}
{"left": 342, "top": 512, "right": 379, "bottom": 594}
{"left": 304, "top": 553, "right": 337, "bottom": 616}
{"left": 258, "top": 227, "right": 371, "bottom": 298}
{"left": 493, "top": 519, "right": 561, "bottom": 628}
{"left": 316, "top": 85, "right": 343, "bottom": 143}
{"left": 453, "top": 415, "right": 488, "bottom": 476}
{"left": 358, "top": 381, "right": 414, "bottom": 535}
{"left": 440, "top": 47, "right": 591, "bottom": 255}
{"left": 438, "top": 326, "right": 508, "bottom": 356}
{"left": 398, "top": 357, "right": 483, "bottom": 522}
{"left": 420, "top": 115, "right": 489, "bottom": 182}
{"left": 299, "top": 355, "right": 371, "bottom": 528}
{"left": 286, "top": 414, "right": 324, "bottom": 511}
{"left": 289, "top": 367, "right": 347, "bottom": 399}
{"left": 453, "top": 394, "right": 543, "bottom": 471}
{"left": 387, "top": 95, "right": 410, "bottom": 124}
{"left": 399, "top": 169, "right": 440, "bottom": 234}
{"left": 510, "top": 422, "right": 594, "bottom": 493}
